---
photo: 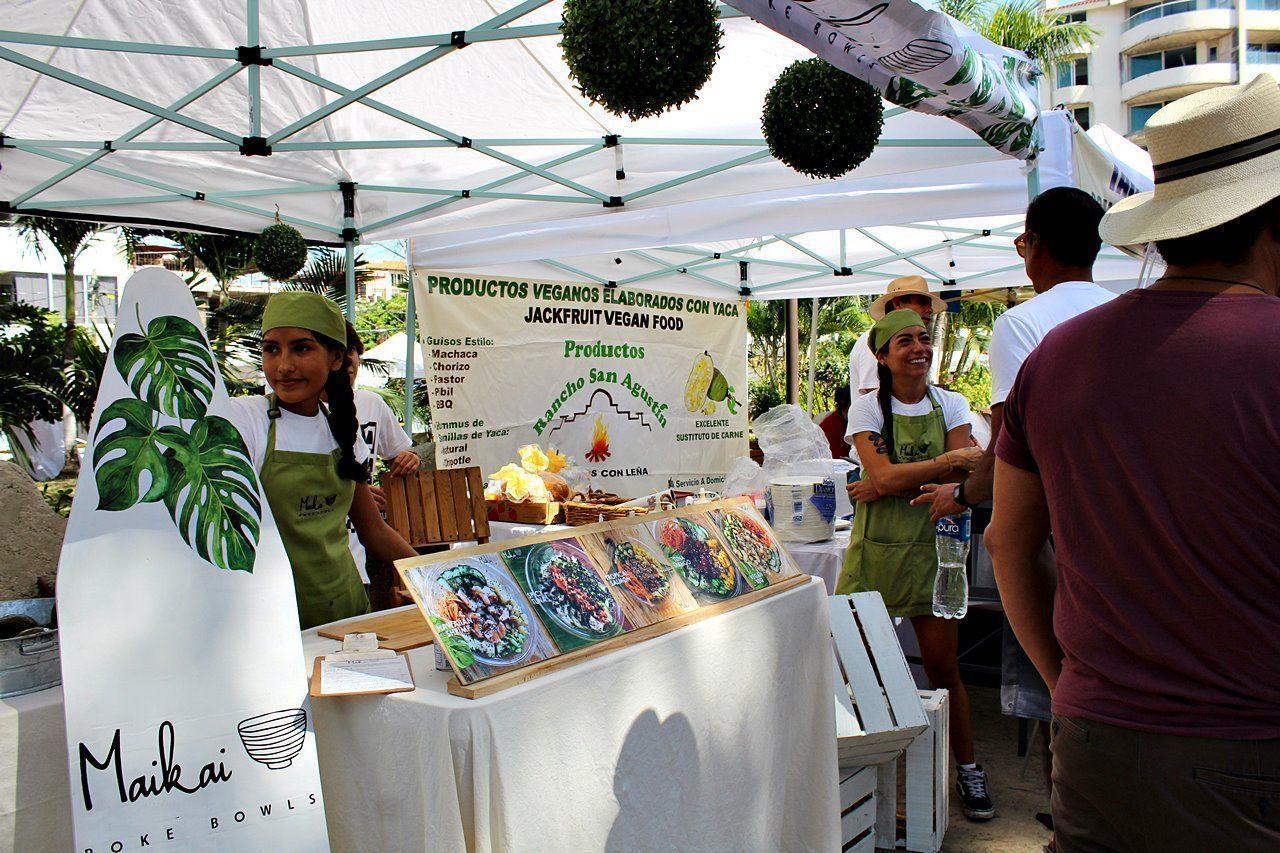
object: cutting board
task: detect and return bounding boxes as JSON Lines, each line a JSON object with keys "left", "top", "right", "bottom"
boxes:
{"left": 317, "top": 608, "right": 434, "bottom": 652}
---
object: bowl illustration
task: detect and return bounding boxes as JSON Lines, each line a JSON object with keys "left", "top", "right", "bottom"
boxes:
{"left": 237, "top": 709, "right": 308, "bottom": 770}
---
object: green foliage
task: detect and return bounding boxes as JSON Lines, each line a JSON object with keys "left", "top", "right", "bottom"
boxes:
{"left": 64, "top": 324, "right": 110, "bottom": 427}
{"left": 948, "top": 363, "right": 993, "bottom": 411}
{"left": 91, "top": 307, "right": 262, "bottom": 573}
{"left": 748, "top": 380, "right": 783, "bottom": 421}
{"left": 161, "top": 415, "right": 261, "bottom": 573}
{"left": 113, "top": 313, "right": 218, "bottom": 419}
{"left": 357, "top": 294, "right": 407, "bottom": 348}
{"left": 0, "top": 302, "right": 65, "bottom": 443}
{"left": 937, "top": 0, "right": 1097, "bottom": 67}
{"left": 762, "top": 59, "right": 884, "bottom": 180}
{"left": 561, "top": 0, "right": 722, "bottom": 120}
{"left": 92, "top": 399, "right": 172, "bottom": 509}
{"left": 747, "top": 296, "right": 871, "bottom": 415}
{"left": 253, "top": 222, "right": 309, "bottom": 281}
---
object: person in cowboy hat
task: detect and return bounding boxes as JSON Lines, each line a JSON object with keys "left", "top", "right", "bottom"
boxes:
{"left": 986, "top": 76, "right": 1280, "bottom": 850}
{"left": 848, "top": 275, "right": 947, "bottom": 398}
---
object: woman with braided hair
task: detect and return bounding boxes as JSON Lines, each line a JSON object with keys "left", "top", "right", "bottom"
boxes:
{"left": 229, "top": 291, "right": 415, "bottom": 629}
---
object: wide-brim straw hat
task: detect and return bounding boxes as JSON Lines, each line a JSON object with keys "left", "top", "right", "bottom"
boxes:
{"left": 868, "top": 275, "right": 948, "bottom": 320}
{"left": 1101, "top": 74, "right": 1280, "bottom": 248}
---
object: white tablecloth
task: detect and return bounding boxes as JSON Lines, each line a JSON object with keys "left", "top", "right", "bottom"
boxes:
{"left": 305, "top": 577, "right": 837, "bottom": 852}
{"left": 0, "top": 685, "right": 73, "bottom": 852}
{"left": 782, "top": 530, "right": 850, "bottom": 595}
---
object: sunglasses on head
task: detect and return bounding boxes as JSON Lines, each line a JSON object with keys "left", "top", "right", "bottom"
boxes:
{"left": 1014, "top": 232, "right": 1035, "bottom": 258}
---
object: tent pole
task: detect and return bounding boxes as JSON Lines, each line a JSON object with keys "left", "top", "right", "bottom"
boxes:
{"left": 341, "top": 181, "right": 357, "bottom": 320}
{"left": 806, "top": 297, "right": 819, "bottom": 415}
{"left": 404, "top": 239, "right": 417, "bottom": 438}
{"left": 785, "top": 299, "right": 799, "bottom": 404}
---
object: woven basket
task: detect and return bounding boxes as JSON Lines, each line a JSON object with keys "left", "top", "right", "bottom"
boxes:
{"left": 562, "top": 500, "right": 648, "bottom": 526}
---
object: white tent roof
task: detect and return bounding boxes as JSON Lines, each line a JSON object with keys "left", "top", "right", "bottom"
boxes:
{"left": 3, "top": 2, "right": 1008, "bottom": 243}
{"left": 361, "top": 331, "right": 422, "bottom": 378}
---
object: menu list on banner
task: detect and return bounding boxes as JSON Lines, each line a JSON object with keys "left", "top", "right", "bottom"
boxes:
{"left": 413, "top": 272, "right": 749, "bottom": 497}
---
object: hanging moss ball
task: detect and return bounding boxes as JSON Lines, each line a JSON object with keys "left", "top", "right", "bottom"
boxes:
{"left": 253, "top": 222, "right": 309, "bottom": 281}
{"left": 762, "top": 58, "right": 885, "bottom": 180}
{"left": 561, "top": 0, "right": 722, "bottom": 121}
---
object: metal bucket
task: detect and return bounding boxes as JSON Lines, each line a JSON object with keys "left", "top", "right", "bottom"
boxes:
{"left": 0, "top": 598, "right": 61, "bottom": 699}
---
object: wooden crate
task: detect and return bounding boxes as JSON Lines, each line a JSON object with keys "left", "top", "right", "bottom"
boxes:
{"left": 831, "top": 593, "right": 929, "bottom": 768}
{"left": 484, "top": 497, "right": 560, "bottom": 525}
{"left": 874, "top": 689, "right": 951, "bottom": 853}
{"left": 839, "top": 764, "right": 877, "bottom": 852}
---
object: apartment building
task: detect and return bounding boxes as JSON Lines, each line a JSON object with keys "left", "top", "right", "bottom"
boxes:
{"left": 1048, "top": 0, "right": 1280, "bottom": 142}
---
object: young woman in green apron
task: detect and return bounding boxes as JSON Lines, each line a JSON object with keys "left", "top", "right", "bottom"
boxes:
{"left": 230, "top": 292, "right": 415, "bottom": 630}
{"left": 836, "top": 310, "right": 995, "bottom": 821}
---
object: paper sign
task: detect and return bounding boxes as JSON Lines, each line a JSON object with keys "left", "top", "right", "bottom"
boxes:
{"left": 318, "top": 655, "right": 414, "bottom": 696}
{"left": 56, "top": 269, "right": 329, "bottom": 852}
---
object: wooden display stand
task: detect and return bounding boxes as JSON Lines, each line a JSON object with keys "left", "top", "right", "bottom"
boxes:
{"left": 317, "top": 608, "right": 434, "bottom": 652}
{"left": 874, "top": 689, "right": 950, "bottom": 853}
{"left": 831, "top": 593, "right": 930, "bottom": 767}
{"left": 447, "top": 574, "right": 808, "bottom": 699}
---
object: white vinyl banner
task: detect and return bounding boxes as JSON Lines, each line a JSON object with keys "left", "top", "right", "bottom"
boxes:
{"left": 414, "top": 271, "right": 749, "bottom": 496}
{"left": 56, "top": 268, "right": 329, "bottom": 852}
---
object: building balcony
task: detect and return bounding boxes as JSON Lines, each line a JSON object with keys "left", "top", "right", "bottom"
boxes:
{"left": 1121, "top": 61, "right": 1237, "bottom": 102}
{"left": 1244, "top": 5, "right": 1280, "bottom": 33}
{"left": 1122, "top": 0, "right": 1233, "bottom": 53}
{"left": 1051, "top": 84, "right": 1093, "bottom": 106}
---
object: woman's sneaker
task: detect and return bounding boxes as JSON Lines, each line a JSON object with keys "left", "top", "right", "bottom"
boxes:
{"left": 956, "top": 765, "right": 995, "bottom": 820}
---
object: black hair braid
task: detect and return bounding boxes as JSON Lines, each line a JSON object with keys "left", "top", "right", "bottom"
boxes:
{"left": 316, "top": 333, "right": 369, "bottom": 483}
{"left": 870, "top": 334, "right": 896, "bottom": 462}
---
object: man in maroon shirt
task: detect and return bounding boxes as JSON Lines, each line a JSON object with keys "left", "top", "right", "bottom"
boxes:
{"left": 819, "top": 384, "right": 852, "bottom": 459}
{"left": 986, "top": 78, "right": 1280, "bottom": 849}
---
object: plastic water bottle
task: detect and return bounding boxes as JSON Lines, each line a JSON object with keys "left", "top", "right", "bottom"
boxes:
{"left": 933, "top": 510, "right": 971, "bottom": 619}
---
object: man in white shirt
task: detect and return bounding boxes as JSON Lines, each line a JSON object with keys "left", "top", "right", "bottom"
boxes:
{"left": 345, "top": 327, "right": 420, "bottom": 582}
{"left": 849, "top": 275, "right": 947, "bottom": 395}
{"left": 914, "top": 187, "right": 1115, "bottom": 519}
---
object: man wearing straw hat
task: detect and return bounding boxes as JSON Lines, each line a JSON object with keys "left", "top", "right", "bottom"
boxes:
{"left": 849, "top": 275, "right": 946, "bottom": 397}
{"left": 987, "top": 76, "right": 1280, "bottom": 849}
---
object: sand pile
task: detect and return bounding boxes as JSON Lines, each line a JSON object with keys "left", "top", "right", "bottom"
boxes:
{"left": 0, "top": 462, "right": 66, "bottom": 600}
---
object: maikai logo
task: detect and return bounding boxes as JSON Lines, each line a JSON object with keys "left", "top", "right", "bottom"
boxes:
{"left": 298, "top": 493, "right": 338, "bottom": 517}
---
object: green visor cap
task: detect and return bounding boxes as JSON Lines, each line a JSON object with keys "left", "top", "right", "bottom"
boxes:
{"left": 870, "top": 308, "right": 927, "bottom": 352}
{"left": 261, "top": 291, "right": 346, "bottom": 344}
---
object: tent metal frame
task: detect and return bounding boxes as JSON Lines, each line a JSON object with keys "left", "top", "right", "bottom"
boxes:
{"left": 0, "top": 0, "right": 1076, "bottom": 433}
{"left": 1, "top": 0, "right": 1010, "bottom": 313}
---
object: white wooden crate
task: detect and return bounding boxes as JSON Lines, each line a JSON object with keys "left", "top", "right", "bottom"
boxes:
{"left": 839, "top": 764, "right": 877, "bottom": 852}
{"left": 875, "top": 689, "right": 951, "bottom": 853}
{"left": 830, "top": 593, "right": 929, "bottom": 768}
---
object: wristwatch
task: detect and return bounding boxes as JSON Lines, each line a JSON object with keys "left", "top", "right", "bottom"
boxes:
{"left": 953, "top": 482, "right": 977, "bottom": 509}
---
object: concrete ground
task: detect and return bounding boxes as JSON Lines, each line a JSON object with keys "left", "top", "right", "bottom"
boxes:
{"left": 940, "top": 686, "right": 1053, "bottom": 853}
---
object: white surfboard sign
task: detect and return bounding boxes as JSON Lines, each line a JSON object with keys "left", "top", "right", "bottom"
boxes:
{"left": 57, "top": 268, "right": 329, "bottom": 852}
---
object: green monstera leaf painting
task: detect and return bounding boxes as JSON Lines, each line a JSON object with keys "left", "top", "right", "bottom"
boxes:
{"left": 92, "top": 399, "right": 173, "bottom": 510}
{"left": 93, "top": 310, "right": 263, "bottom": 574}
{"left": 113, "top": 314, "right": 217, "bottom": 420}
{"left": 162, "top": 415, "right": 262, "bottom": 573}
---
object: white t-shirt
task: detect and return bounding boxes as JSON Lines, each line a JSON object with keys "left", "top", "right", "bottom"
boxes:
{"left": 228, "top": 395, "right": 371, "bottom": 473}
{"left": 848, "top": 329, "right": 880, "bottom": 394}
{"left": 348, "top": 389, "right": 415, "bottom": 580}
{"left": 988, "top": 281, "right": 1116, "bottom": 405}
{"left": 845, "top": 386, "right": 973, "bottom": 444}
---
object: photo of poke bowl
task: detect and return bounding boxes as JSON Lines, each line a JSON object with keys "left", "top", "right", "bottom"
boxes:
{"left": 717, "top": 510, "right": 783, "bottom": 579}
{"left": 604, "top": 534, "right": 672, "bottom": 605}
{"left": 656, "top": 516, "right": 740, "bottom": 599}
{"left": 426, "top": 559, "right": 536, "bottom": 667}
{"left": 524, "top": 542, "right": 624, "bottom": 641}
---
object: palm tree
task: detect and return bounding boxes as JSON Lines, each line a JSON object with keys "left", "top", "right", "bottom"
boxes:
{"left": 13, "top": 216, "right": 103, "bottom": 364}
{"left": 939, "top": 0, "right": 1097, "bottom": 69}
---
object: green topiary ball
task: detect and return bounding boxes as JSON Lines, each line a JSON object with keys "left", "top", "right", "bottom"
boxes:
{"left": 253, "top": 222, "right": 309, "bottom": 281}
{"left": 762, "top": 59, "right": 885, "bottom": 180}
{"left": 561, "top": 0, "right": 722, "bottom": 121}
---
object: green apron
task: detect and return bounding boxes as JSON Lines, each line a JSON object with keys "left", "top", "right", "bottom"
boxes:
{"left": 837, "top": 389, "right": 947, "bottom": 617}
{"left": 261, "top": 396, "right": 370, "bottom": 630}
